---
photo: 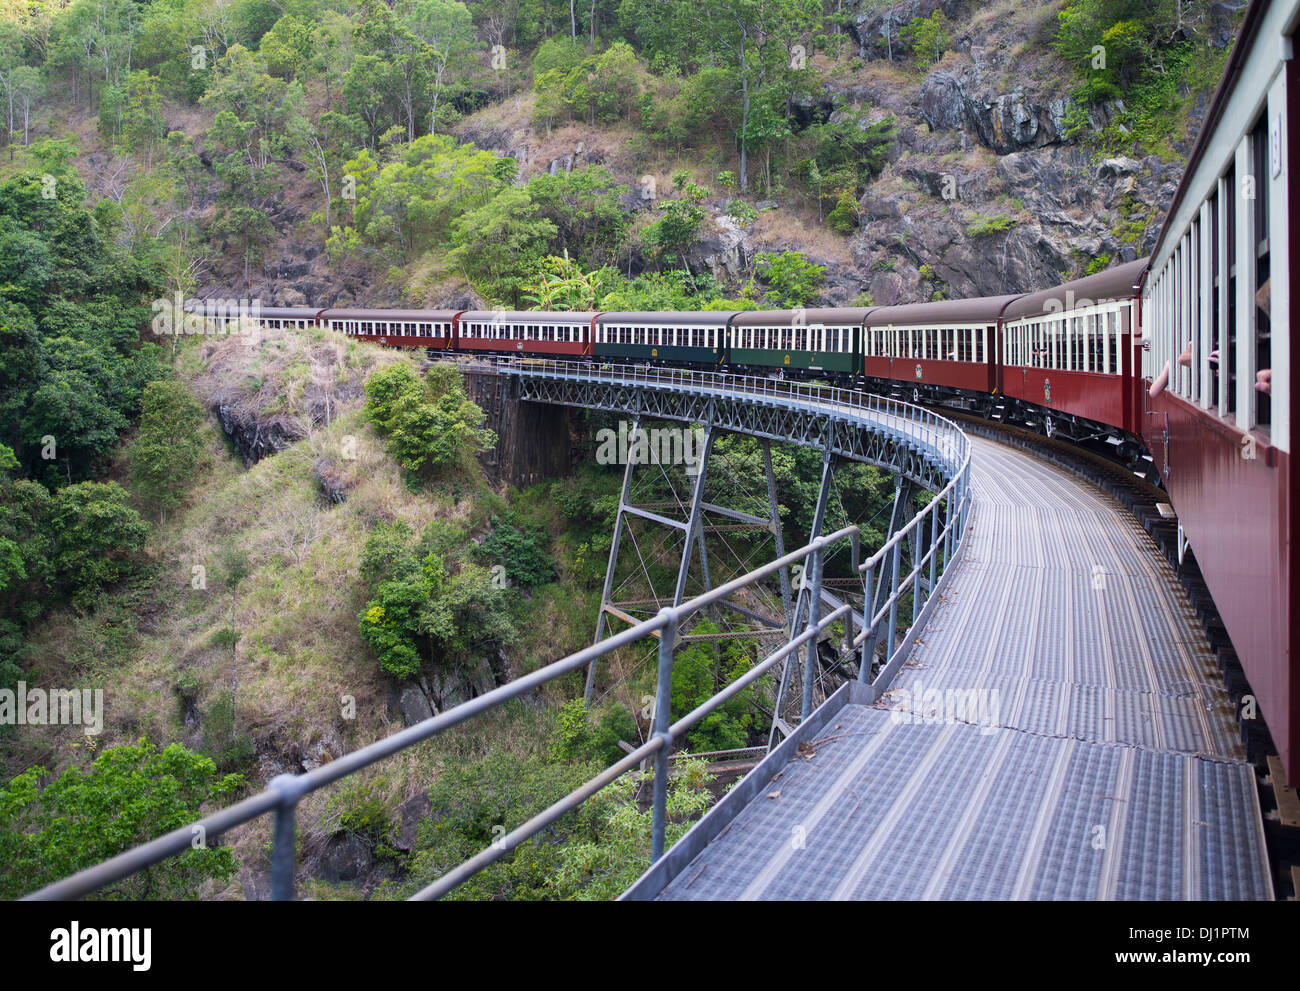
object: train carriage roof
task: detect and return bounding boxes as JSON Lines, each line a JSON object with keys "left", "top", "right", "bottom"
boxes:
{"left": 320, "top": 308, "right": 463, "bottom": 321}
{"left": 864, "top": 295, "right": 1022, "bottom": 327}
{"left": 597, "top": 311, "right": 736, "bottom": 325}
{"left": 183, "top": 303, "right": 319, "bottom": 319}
{"left": 1000, "top": 259, "right": 1149, "bottom": 322}
{"left": 457, "top": 311, "right": 598, "bottom": 323}
{"left": 731, "top": 307, "right": 872, "bottom": 327}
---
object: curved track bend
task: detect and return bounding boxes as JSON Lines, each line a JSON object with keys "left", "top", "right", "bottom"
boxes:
{"left": 628, "top": 434, "right": 1273, "bottom": 900}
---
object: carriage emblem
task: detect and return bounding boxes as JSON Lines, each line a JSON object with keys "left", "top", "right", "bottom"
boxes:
{"left": 1043, "top": 378, "right": 1051, "bottom": 403}
{"left": 915, "top": 364, "right": 923, "bottom": 379}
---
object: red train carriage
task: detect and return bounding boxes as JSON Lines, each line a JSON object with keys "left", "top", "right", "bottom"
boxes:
{"left": 862, "top": 296, "right": 1015, "bottom": 406}
{"left": 456, "top": 310, "right": 595, "bottom": 358}
{"left": 318, "top": 309, "right": 460, "bottom": 349}
{"left": 1141, "top": 0, "right": 1296, "bottom": 783}
{"left": 999, "top": 260, "right": 1146, "bottom": 439}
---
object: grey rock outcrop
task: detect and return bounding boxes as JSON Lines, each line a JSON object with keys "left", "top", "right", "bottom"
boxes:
{"left": 919, "top": 68, "right": 1069, "bottom": 154}
{"left": 848, "top": 0, "right": 965, "bottom": 62}
{"left": 212, "top": 404, "right": 303, "bottom": 467}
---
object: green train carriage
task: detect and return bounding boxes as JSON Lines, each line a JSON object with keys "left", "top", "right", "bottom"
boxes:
{"left": 726, "top": 308, "right": 866, "bottom": 380}
{"left": 594, "top": 311, "right": 730, "bottom": 367}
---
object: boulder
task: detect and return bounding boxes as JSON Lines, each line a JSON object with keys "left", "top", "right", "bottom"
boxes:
{"left": 320, "top": 834, "right": 372, "bottom": 883}
{"left": 212, "top": 403, "right": 303, "bottom": 467}
{"left": 1208, "top": 2, "right": 1246, "bottom": 49}
{"left": 398, "top": 685, "right": 435, "bottom": 726}
{"left": 848, "top": 0, "right": 964, "bottom": 62}
{"left": 396, "top": 792, "right": 433, "bottom": 852}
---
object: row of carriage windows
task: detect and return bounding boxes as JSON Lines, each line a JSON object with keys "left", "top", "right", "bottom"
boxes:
{"left": 196, "top": 316, "right": 313, "bottom": 330}
{"left": 593, "top": 325, "right": 854, "bottom": 351}
{"left": 461, "top": 323, "right": 583, "bottom": 342}
{"left": 865, "top": 327, "right": 989, "bottom": 364}
{"left": 1005, "top": 311, "right": 1124, "bottom": 374}
{"left": 334, "top": 321, "right": 453, "bottom": 337}
{"left": 598, "top": 325, "right": 718, "bottom": 348}
{"left": 1148, "top": 110, "right": 1272, "bottom": 431}
{"left": 731, "top": 326, "right": 851, "bottom": 352}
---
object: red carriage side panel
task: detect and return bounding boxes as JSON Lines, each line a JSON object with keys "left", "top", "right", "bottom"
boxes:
{"left": 1144, "top": 392, "right": 1293, "bottom": 783}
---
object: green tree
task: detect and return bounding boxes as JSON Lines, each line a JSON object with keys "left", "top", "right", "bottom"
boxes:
{"left": 358, "top": 523, "right": 517, "bottom": 680}
{"left": 624, "top": 0, "right": 821, "bottom": 190}
{"left": 901, "top": 9, "right": 951, "bottom": 67}
{"left": 406, "top": 0, "right": 478, "bottom": 135}
{"left": 671, "top": 622, "right": 764, "bottom": 751}
{"left": 333, "top": 134, "right": 503, "bottom": 262}
{"left": 128, "top": 379, "right": 207, "bottom": 521}
{"left": 363, "top": 361, "right": 496, "bottom": 474}
{"left": 755, "top": 250, "right": 825, "bottom": 307}
{"left": 0, "top": 738, "right": 242, "bottom": 899}
{"left": 45, "top": 481, "right": 150, "bottom": 611}
{"left": 525, "top": 166, "right": 630, "bottom": 268}
{"left": 642, "top": 170, "right": 708, "bottom": 273}
{"left": 477, "top": 513, "right": 554, "bottom": 588}
{"left": 449, "top": 187, "right": 557, "bottom": 305}
{"left": 554, "top": 758, "right": 714, "bottom": 899}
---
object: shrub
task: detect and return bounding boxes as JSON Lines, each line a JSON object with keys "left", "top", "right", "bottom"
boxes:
{"left": 0, "top": 738, "right": 242, "bottom": 899}
{"left": 965, "top": 213, "right": 1018, "bottom": 238}
{"left": 200, "top": 691, "right": 255, "bottom": 773}
{"left": 901, "top": 10, "right": 951, "bottom": 67}
{"left": 827, "top": 191, "right": 859, "bottom": 234}
{"left": 364, "top": 363, "right": 495, "bottom": 474}
{"left": 755, "top": 251, "right": 826, "bottom": 308}
{"left": 477, "top": 514, "right": 554, "bottom": 589}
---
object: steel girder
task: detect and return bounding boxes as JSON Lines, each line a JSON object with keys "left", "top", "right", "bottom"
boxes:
{"left": 510, "top": 371, "right": 954, "bottom": 492}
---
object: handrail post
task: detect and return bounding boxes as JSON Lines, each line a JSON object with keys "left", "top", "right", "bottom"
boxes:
{"left": 801, "top": 539, "right": 825, "bottom": 720}
{"left": 269, "top": 774, "right": 301, "bottom": 901}
{"left": 650, "top": 610, "right": 678, "bottom": 863}
{"left": 945, "top": 489, "right": 954, "bottom": 563}
{"left": 887, "top": 540, "right": 901, "bottom": 662}
{"left": 858, "top": 560, "right": 875, "bottom": 683}
{"left": 929, "top": 500, "right": 940, "bottom": 589}
{"left": 911, "top": 523, "right": 922, "bottom": 625}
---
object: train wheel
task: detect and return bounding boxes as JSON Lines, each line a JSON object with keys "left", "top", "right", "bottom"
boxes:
{"left": 1044, "top": 416, "right": 1056, "bottom": 439}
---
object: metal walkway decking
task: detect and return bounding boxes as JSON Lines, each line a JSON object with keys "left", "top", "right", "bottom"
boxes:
{"left": 625, "top": 435, "right": 1274, "bottom": 900}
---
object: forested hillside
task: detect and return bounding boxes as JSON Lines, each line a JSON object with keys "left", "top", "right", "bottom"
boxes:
{"left": 0, "top": 0, "right": 1243, "bottom": 311}
{"left": 0, "top": 0, "right": 1245, "bottom": 899}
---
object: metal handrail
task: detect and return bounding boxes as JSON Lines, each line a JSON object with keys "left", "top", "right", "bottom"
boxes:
{"left": 25, "top": 360, "right": 971, "bottom": 902}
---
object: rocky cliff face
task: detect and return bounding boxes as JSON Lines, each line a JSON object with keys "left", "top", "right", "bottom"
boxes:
{"left": 208, "top": 0, "right": 1239, "bottom": 309}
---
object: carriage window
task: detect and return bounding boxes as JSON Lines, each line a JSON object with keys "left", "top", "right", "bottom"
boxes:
{"left": 1225, "top": 162, "right": 1238, "bottom": 416}
{"left": 1251, "top": 116, "right": 1270, "bottom": 429}
{"left": 1189, "top": 228, "right": 1198, "bottom": 394}
{"left": 1207, "top": 190, "right": 1221, "bottom": 408}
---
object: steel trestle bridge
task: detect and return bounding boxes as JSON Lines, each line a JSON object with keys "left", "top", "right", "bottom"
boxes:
{"left": 26, "top": 358, "right": 1271, "bottom": 901}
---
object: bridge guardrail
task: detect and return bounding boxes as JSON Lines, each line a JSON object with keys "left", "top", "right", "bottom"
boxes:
{"left": 25, "top": 359, "right": 971, "bottom": 902}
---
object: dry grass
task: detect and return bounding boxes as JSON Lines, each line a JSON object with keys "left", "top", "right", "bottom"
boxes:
{"left": 6, "top": 325, "right": 611, "bottom": 897}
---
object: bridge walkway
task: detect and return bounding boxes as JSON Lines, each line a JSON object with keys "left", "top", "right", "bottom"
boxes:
{"left": 627, "top": 435, "right": 1273, "bottom": 900}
